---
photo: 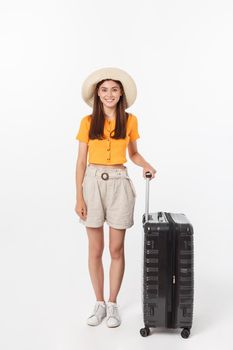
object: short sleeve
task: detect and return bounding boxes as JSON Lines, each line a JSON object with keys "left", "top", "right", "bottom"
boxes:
{"left": 75, "top": 116, "right": 90, "bottom": 144}
{"left": 129, "top": 115, "right": 140, "bottom": 142}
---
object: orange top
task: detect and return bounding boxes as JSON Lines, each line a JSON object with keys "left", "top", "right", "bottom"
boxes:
{"left": 75, "top": 113, "right": 140, "bottom": 164}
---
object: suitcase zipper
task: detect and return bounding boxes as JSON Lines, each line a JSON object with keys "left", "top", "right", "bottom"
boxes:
{"left": 165, "top": 212, "right": 177, "bottom": 328}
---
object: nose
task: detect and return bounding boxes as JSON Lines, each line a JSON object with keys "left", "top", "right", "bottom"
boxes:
{"left": 106, "top": 91, "right": 113, "bottom": 97}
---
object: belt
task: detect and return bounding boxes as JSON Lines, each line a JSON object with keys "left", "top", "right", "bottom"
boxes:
{"left": 85, "top": 166, "right": 129, "bottom": 180}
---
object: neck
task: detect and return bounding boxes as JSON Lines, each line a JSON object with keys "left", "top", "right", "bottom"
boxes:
{"left": 103, "top": 106, "right": 116, "bottom": 119}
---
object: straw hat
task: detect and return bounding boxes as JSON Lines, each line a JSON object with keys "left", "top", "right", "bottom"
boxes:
{"left": 81, "top": 67, "right": 137, "bottom": 108}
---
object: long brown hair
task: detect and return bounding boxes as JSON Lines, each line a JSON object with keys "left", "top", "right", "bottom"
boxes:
{"left": 89, "top": 79, "right": 129, "bottom": 140}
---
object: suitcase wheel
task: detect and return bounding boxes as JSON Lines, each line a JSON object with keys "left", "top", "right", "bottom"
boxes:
{"left": 140, "top": 326, "right": 150, "bottom": 337}
{"left": 181, "top": 328, "right": 190, "bottom": 339}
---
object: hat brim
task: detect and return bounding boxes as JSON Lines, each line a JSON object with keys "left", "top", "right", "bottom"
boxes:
{"left": 81, "top": 67, "right": 137, "bottom": 108}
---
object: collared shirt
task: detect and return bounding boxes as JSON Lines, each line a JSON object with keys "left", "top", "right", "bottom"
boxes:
{"left": 75, "top": 113, "right": 140, "bottom": 164}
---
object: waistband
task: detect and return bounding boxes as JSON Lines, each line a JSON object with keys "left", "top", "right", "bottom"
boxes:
{"left": 85, "top": 164, "right": 129, "bottom": 180}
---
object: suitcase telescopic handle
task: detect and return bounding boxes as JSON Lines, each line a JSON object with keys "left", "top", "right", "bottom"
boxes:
{"left": 145, "top": 171, "right": 152, "bottom": 222}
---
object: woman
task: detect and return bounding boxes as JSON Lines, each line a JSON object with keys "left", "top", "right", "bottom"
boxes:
{"left": 75, "top": 67, "right": 156, "bottom": 328}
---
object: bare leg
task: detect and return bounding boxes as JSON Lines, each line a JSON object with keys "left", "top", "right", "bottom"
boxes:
{"left": 86, "top": 226, "right": 105, "bottom": 301}
{"left": 108, "top": 227, "right": 126, "bottom": 303}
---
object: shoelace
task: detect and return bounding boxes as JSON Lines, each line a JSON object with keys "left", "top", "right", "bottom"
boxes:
{"left": 107, "top": 305, "right": 120, "bottom": 320}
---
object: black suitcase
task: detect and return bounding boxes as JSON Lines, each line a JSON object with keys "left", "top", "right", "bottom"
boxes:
{"left": 140, "top": 172, "right": 194, "bottom": 338}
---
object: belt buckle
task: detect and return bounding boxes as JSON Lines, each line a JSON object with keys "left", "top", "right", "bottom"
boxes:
{"left": 101, "top": 172, "right": 109, "bottom": 180}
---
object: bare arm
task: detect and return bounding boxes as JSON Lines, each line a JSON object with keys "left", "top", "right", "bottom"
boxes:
{"left": 75, "top": 141, "right": 88, "bottom": 201}
{"left": 128, "top": 141, "right": 157, "bottom": 178}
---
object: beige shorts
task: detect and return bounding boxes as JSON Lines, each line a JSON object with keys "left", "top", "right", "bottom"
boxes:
{"left": 79, "top": 164, "right": 137, "bottom": 229}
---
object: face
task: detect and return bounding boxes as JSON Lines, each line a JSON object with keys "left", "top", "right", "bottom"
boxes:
{"left": 97, "top": 80, "right": 122, "bottom": 109}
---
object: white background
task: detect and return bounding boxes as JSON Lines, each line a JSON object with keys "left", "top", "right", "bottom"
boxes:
{"left": 0, "top": 0, "right": 233, "bottom": 349}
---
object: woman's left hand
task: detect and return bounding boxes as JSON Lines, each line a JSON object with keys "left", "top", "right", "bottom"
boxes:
{"left": 143, "top": 165, "right": 157, "bottom": 179}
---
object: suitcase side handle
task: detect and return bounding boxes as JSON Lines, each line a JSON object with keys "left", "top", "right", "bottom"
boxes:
{"left": 145, "top": 171, "right": 152, "bottom": 222}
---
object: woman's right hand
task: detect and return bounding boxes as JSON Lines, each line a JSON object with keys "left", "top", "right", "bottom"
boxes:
{"left": 75, "top": 197, "right": 87, "bottom": 220}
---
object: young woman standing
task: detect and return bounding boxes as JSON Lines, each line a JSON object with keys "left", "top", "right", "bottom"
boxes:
{"left": 75, "top": 67, "right": 156, "bottom": 328}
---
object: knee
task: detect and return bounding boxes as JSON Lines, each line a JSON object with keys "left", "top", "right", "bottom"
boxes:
{"left": 109, "top": 246, "right": 124, "bottom": 260}
{"left": 89, "top": 244, "right": 104, "bottom": 259}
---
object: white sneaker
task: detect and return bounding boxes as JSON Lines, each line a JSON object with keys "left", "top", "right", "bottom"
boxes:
{"left": 87, "top": 301, "right": 107, "bottom": 326}
{"left": 106, "top": 302, "right": 121, "bottom": 328}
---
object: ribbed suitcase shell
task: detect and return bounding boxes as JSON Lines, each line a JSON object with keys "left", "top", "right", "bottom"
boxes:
{"left": 140, "top": 211, "right": 194, "bottom": 338}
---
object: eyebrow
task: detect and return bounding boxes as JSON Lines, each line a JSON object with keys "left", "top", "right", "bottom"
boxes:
{"left": 100, "top": 86, "right": 120, "bottom": 89}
